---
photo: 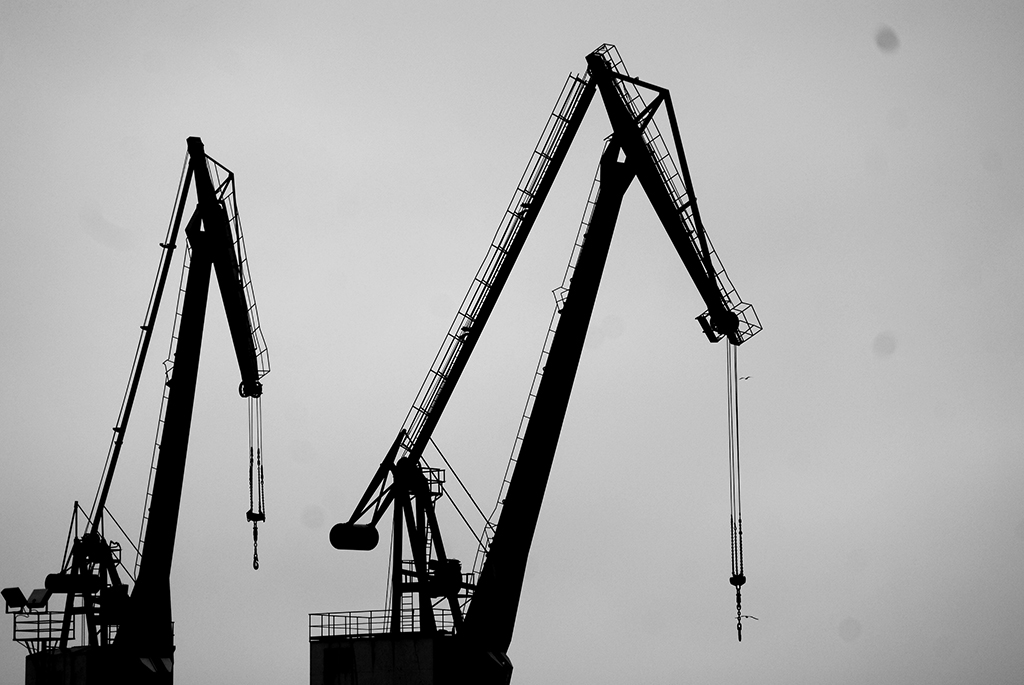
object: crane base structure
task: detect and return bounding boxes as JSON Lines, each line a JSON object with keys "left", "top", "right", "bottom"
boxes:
{"left": 310, "top": 633, "right": 511, "bottom": 685}
{"left": 24, "top": 646, "right": 149, "bottom": 685}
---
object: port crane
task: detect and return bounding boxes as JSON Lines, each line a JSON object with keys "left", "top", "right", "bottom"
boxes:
{"left": 3, "top": 138, "right": 270, "bottom": 684}
{"left": 312, "top": 45, "right": 760, "bottom": 684}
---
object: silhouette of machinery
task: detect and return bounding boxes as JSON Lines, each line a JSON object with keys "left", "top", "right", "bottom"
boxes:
{"left": 3, "top": 138, "right": 270, "bottom": 684}
{"left": 313, "top": 45, "right": 761, "bottom": 685}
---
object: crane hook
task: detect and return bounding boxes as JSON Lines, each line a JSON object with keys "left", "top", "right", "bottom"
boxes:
{"left": 247, "top": 508, "right": 265, "bottom": 570}
{"left": 735, "top": 586, "right": 743, "bottom": 641}
{"left": 731, "top": 573, "right": 745, "bottom": 641}
{"left": 251, "top": 520, "right": 260, "bottom": 570}
{"left": 730, "top": 574, "right": 758, "bottom": 641}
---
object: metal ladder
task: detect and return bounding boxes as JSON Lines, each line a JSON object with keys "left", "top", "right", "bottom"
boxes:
{"left": 399, "top": 466, "right": 443, "bottom": 632}
{"left": 399, "top": 71, "right": 593, "bottom": 458}
{"left": 208, "top": 157, "right": 270, "bottom": 377}
{"left": 134, "top": 242, "right": 192, "bottom": 579}
{"left": 471, "top": 139, "right": 611, "bottom": 580}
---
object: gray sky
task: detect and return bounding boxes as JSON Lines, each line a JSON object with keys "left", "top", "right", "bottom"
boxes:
{"left": 2, "top": 1, "right": 1023, "bottom": 684}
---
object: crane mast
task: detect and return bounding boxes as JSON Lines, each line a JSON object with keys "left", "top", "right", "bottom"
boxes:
{"left": 463, "top": 138, "right": 635, "bottom": 654}
{"left": 314, "top": 45, "right": 760, "bottom": 685}
{"left": 3, "top": 138, "right": 270, "bottom": 684}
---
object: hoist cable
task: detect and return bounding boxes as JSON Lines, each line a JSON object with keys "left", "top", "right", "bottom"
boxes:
{"left": 732, "top": 343, "right": 743, "bottom": 576}
{"left": 248, "top": 400, "right": 255, "bottom": 512}
{"left": 428, "top": 438, "right": 489, "bottom": 525}
{"left": 727, "top": 342, "right": 747, "bottom": 640}
{"left": 247, "top": 396, "right": 265, "bottom": 570}
{"left": 384, "top": 515, "right": 395, "bottom": 610}
{"left": 256, "top": 397, "right": 266, "bottom": 513}
{"left": 419, "top": 454, "right": 486, "bottom": 550}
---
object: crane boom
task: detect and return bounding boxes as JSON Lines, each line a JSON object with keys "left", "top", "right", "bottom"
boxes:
{"left": 335, "top": 76, "right": 598, "bottom": 540}
{"left": 402, "top": 75, "right": 596, "bottom": 467}
{"left": 585, "top": 46, "right": 759, "bottom": 344}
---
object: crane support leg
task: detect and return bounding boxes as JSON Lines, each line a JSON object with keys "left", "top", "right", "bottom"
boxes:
{"left": 117, "top": 229, "right": 215, "bottom": 675}
{"left": 464, "top": 141, "right": 636, "bottom": 655}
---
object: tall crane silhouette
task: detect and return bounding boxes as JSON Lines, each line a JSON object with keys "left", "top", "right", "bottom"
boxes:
{"left": 3, "top": 138, "right": 270, "bottom": 684}
{"left": 312, "top": 45, "right": 760, "bottom": 684}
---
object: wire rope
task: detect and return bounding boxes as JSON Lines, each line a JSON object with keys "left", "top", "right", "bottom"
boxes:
{"left": 247, "top": 396, "right": 265, "bottom": 569}
{"left": 420, "top": 453, "right": 486, "bottom": 550}
{"left": 727, "top": 342, "right": 748, "bottom": 640}
{"left": 428, "top": 438, "right": 489, "bottom": 525}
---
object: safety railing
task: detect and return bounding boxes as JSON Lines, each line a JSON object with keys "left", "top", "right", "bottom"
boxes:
{"left": 309, "top": 608, "right": 455, "bottom": 640}
{"left": 12, "top": 611, "right": 72, "bottom": 654}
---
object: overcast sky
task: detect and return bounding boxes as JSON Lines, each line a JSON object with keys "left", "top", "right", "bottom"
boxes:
{"left": 2, "top": 1, "right": 1023, "bottom": 684}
